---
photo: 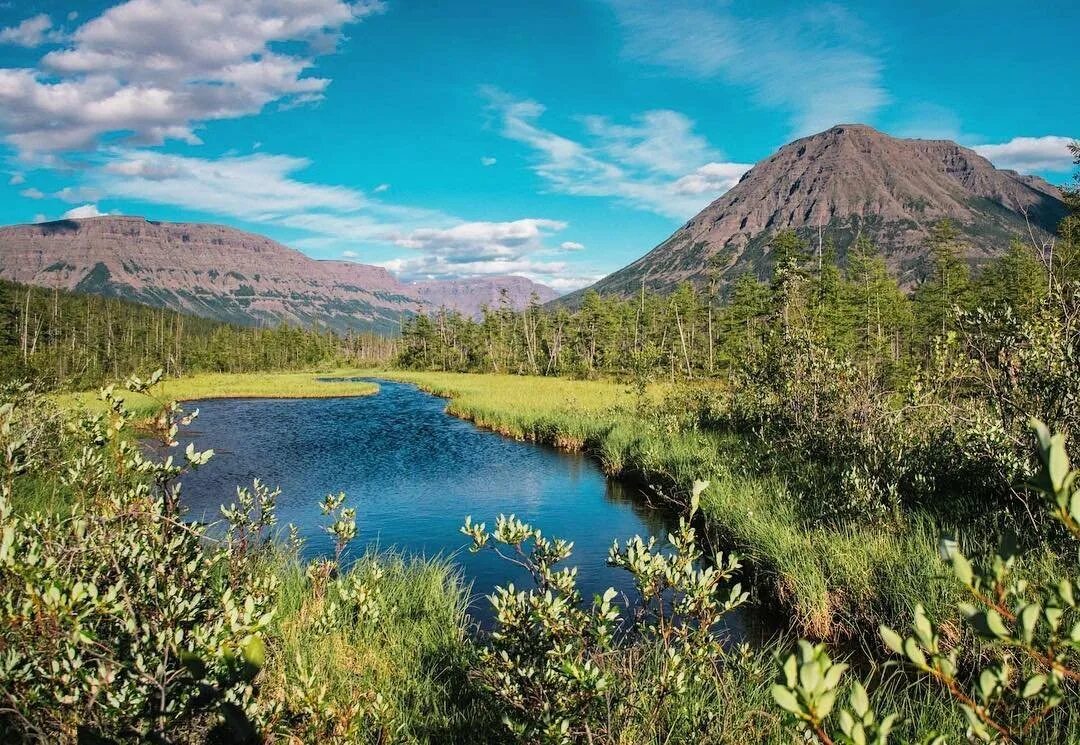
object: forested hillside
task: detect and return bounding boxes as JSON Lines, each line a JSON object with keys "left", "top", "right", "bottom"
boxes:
{"left": 399, "top": 218, "right": 1076, "bottom": 381}
{"left": 0, "top": 280, "right": 396, "bottom": 388}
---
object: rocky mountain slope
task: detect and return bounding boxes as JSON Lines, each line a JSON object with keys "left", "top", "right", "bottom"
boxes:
{"left": 0, "top": 217, "right": 556, "bottom": 333}
{"left": 413, "top": 275, "right": 559, "bottom": 318}
{"left": 561, "top": 124, "right": 1068, "bottom": 302}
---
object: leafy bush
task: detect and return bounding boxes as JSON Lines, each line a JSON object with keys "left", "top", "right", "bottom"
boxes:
{"left": 772, "top": 421, "right": 1080, "bottom": 743}
{"left": 0, "top": 373, "right": 273, "bottom": 743}
{"left": 461, "top": 481, "right": 753, "bottom": 742}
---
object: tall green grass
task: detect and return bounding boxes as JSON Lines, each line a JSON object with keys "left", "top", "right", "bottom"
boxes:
{"left": 260, "top": 550, "right": 492, "bottom": 742}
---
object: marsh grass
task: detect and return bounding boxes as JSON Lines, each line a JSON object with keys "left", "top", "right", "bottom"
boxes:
{"left": 260, "top": 550, "right": 490, "bottom": 742}
{"left": 54, "top": 369, "right": 378, "bottom": 417}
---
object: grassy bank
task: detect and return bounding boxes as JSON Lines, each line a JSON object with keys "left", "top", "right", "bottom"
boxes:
{"left": 377, "top": 370, "right": 954, "bottom": 639}
{"left": 55, "top": 369, "right": 378, "bottom": 417}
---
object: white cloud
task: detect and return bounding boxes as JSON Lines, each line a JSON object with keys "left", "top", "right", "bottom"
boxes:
{"left": 560, "top": 241, "right": 585, "bottom": 251}
{"left": 99, "top": 150, "right": 365, "bottom": 218}
{"left": 374, "top": 183, "right": 390, "bottom": 192}
{"left": 0, "top": 0, "right": 383, "bottom": 158}
{"left": 88, "top": 147, "right": 579, "bottom": 288}
{"left": 8, "top": 172, "right": 25, "bottom": 185}
{"left": 32, "top": 213, "right": 47, "bottom": 223}
{"left": 62, "top": 203, "right": 104, "bottom": 218}
{"left": 972, "top": 136, "right": 1076, "bottom": 173}
{"left": 605, "top": 1, "right": 887, "bottom": 135}
{"left": 0, "top": 14, "right": 66, "bottom": 47}
{"left": 54, "top": 185, "right": 102, "bottom": 203}
{"left": 486, "top": 88, "right": 750, "bottom": 218}
{"left": 19, "top": 187, "right": 44, "bottom": 199}
{"left": 672, "top": 162, "right": 748, "bottom": 195}
{"left": 481, "top": 156, "right": 497, "bottom": 166}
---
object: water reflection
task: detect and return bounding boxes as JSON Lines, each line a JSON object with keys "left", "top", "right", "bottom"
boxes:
{"left": 174, "top": 380, "right": 751, "bottom": 634}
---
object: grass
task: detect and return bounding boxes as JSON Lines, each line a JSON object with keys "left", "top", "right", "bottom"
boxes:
{"left": 261, "top": 550, "right": 490, "bottom": 742}
{"left": 54, "top": 369, "right": 378, "bottom": 418}
{"left": 376, "top": 370, "right": 955, "bottom": 640}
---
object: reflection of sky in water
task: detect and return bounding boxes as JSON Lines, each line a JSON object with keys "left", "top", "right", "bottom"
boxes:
{"left": 176, "top": 381, "right": 747, "bottom": 634}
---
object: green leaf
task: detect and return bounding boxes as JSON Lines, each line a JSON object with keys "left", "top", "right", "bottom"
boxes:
{"left": 241, "top": 635, "right": 265, "bottom": 669}
{"left": 1022, "top": 674, "right": 1046, "bottom": 698}
{"left": 880, "top": 625, "right": 904, "bottom": 655}
{"left": 903, "top": 638, "right": 927, "bottom": 669}
{"left": 771, "top": 685, "right": 803, "bottom": 716}
{"left": 951, "top": 552, "right": 973, "bottom": 585}
{"left": 850, "top": 680, "right": 869, "bottom": 717}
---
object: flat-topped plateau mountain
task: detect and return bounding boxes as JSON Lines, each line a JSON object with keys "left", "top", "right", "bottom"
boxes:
{"left": 0, "top": 217, "right": 556, "bottom": 332}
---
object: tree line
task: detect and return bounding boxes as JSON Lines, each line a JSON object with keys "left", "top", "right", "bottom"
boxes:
{"left": 398, "top": 217, "right": 1079, "bottom": 384}
{"left": 0, "top": 280, "right": 398, "bottom": 389}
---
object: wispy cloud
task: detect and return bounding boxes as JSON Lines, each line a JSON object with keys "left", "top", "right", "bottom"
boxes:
{"left": 0, "top": 0, "right": 383, "bottom": 159}
{"left": 604, "top": 0, "right": 887, "bottom": 135}
{"left": 87, "top": 148, "right": 593, "bottom": 289}
{"left": 485, "top": 88, "right": 750, "bottom": 219}
{"left": 972, "top": 136, "right": 1076, "bottom": 173}
{"left": 481, "top": 156, "right": 497, "bottom": 166}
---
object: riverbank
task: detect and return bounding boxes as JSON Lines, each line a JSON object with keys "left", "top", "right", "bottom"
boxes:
{"left": 55, "top": 369, "right": 378, "bottom": 417}
{"left": 375, "top": 369, "right": 953, "bottom": 640}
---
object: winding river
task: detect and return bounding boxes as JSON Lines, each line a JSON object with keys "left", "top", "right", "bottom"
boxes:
{"left": 177, "top": 380, "right": 748, "bottom": 632}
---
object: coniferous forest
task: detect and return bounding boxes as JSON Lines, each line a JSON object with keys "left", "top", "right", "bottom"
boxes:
{"left": 0, "top": 279, "right": 397, "bottom": 388}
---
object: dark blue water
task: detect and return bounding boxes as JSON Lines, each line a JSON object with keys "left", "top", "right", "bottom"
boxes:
{"left": 175, "top": 381, "right": 705, "bottom": 628}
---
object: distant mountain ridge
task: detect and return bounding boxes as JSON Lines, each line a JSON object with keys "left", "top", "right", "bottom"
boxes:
{"left": 0, "top": 216, "right": 557, "bottom": 333}
{"left": 413, "top": 275, "right": 559, "bottom": 318}
{"left": 561, "top": 124, "right": 1068, "bottom": 303}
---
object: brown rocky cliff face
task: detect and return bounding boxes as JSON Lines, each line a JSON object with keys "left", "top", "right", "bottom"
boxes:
{"left": 0, "top": 216, "right": 556, "bottom": 332}
{"left": 560, "top": 124, "right": 1067, "bottom": 303}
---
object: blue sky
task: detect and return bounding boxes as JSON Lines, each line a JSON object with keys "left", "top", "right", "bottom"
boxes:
{"left": 0, "top": 0, "right": 1077, "bottom": 292}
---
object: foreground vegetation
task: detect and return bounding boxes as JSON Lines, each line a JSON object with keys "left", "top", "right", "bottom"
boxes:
{"left": 3, "top": 378, "right": 1078, "bottom": 742}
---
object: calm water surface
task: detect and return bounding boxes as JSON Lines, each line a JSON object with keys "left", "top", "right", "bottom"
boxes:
{"left": 177, "top": 381, "right": 736, "bottom": 629}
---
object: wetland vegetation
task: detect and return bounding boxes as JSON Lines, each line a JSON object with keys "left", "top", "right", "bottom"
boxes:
{"left": 2, "top": 154, "right": 1080, "bottom": 741}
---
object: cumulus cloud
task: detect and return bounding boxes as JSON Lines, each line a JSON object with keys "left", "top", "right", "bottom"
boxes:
{"left": 972, "top": 136, "right": 1076, "bottom": 173}
{"left": 481, "top": 156, "right": 497, "bottom": 166}
{"left": 560, "top": 241, "right": 585, "bottom": 251}
{"left": 62, "top": 203, "right": 105, "bottom": 219}
{"left": 373, "top": 183, "right": 390, "bottom": 193}
{"left": 341, "top": 250, "right": 359, "bottom": 258}
{"left": 486, "top": 88, "right": 750, "bottom": 218}
{"left": 0, "top": 14, "right": 66, "bottom": 47}
{"left": 604, "top": 0, "right": 887, "bottom": 135}
{"left": 0, "top": 0, "right": 383, "bottom": 158}
{"left": 19, "top": 187, "right": 44, "bottom": 199}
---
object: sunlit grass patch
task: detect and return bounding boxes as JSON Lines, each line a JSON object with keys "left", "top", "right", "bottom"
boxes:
{"left": 54, "top": 369, "right": 378, "bottom": 417}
